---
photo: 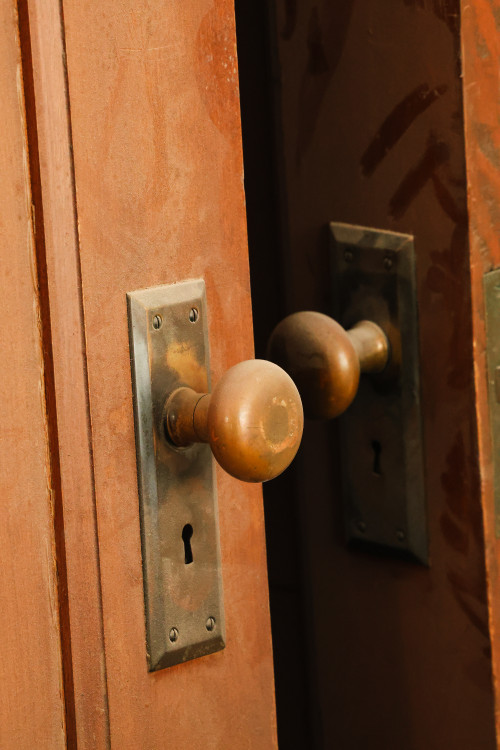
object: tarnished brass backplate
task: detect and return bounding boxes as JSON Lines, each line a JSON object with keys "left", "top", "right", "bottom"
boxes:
{"left": 330, "top": 223, "right": 428, "bottom": 563}
{"left": 484, "top": 269, "right": 500, "bottom": 538}
{"left": 127, "top": 280, "right": 225, "bottom": 671}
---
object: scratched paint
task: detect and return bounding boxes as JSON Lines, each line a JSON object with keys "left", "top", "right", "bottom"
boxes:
{"left": 361, "top": 83, "right": 448, "bottom": 176}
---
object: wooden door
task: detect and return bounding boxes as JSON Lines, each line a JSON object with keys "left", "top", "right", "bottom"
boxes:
{"left": 236, "top": 1, "right": 500, "bottom": 748}
{"left": 1, "top": 0, "right": 278, "bottom": 747}
{"left": 8, "top": 1, "right": 500, "bottom": 748}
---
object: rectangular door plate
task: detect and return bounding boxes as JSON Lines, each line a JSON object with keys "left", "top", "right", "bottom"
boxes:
{"left": 484, "top": 269, "right": 500, "bottom": 537}
{"left": 330, "top": 223, "right": 428, "bottom": 563}
{"left": 127, "top": 280, "right": 225, "bottom": 671}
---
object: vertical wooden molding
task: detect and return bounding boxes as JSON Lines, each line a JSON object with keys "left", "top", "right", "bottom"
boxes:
{"left": 21, "top": 0, "right": 110, "bottom": 745}
{"left": 0, "top": 0, "right": 66, "bottom": 745}
{"left": 461, "top": 0, "right": 500, "bottom": 739}
{"left": 16, "top": 0, "right": 77, "bottom": 741}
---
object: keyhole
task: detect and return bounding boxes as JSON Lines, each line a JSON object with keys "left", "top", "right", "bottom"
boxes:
{"left": 372, "top": 440, "right": 382, "bottom": 476}
{"left": 182, "top": 524, "right": 194, "bottom": 564}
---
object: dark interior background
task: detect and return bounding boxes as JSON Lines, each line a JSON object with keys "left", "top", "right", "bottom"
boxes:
{"left": 234, "top": 2, "right": 316, "bottom": 746}
{"left": 234, "top": 1, "right": 497, "bottom": 748}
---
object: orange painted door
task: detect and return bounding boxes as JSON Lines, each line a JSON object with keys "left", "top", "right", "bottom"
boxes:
{"left": 8, "top": 0, "right": 278, "bottom": 747}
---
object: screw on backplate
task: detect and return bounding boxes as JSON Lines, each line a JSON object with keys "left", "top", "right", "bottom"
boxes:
{"left": 169, "top": 627, "right": 179, "bottom": 643}
{"left": 383, "top": 256, "right": 393, "bottom": 271}
{"left": 189, "top": 307, "right": 199, "bottom": 323}
{"left": 344, "top": 249, "right": 354, "bottom": 263}
{"left": 356, "top": 520, "right": 366, "bottom": 533}
{"left": 396, "top": 529, "right": 406, "bottom": 542}
{"left": 152, "top": 314, "right": 162, "bottom": 330}
{"left": 206, "top": 616, "right": 216, "bottom": 632}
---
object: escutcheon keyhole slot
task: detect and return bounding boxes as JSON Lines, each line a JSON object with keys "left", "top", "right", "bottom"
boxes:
{"left": 372, "top": 440, "right": 382, "bottom": 476}
{"left": 182, "top": 523, "right": 194, "bottom": 564}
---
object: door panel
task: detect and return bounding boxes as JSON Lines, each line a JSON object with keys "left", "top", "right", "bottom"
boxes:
{"left": 237, "top": 1, "right": 498, "bottom": 747}
{"left": 0, "top": 0, "right": 66, "bottom": 745}
{"left": 28, "top": 0, "right": 278, "bottom": 746}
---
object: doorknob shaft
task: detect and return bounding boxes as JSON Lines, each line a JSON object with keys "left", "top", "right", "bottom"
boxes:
{"left": 165, "top": 359, "right": 304, "bottom": 483}
{"left": 268, "top": 311, "right": 389, "bottom": 420}
{"left": 347, "top": 320, "right": 390, "bottom": 374}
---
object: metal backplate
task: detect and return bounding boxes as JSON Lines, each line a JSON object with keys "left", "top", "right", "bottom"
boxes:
{"left": 330, "top": 223, "right": 428, "bottom": 563}
{"left": 127, "top": 280, "right": 225, "bottom": 670}
{"left": 484, "top": 269, "right": 500, "bottom": 538}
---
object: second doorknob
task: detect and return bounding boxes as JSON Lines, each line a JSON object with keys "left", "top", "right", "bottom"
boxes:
{"left": 268, "top": 311, "right": 389, "bottom": 419}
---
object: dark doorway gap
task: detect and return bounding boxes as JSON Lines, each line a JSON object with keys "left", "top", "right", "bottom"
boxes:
{"left": 234, "top": 3, "right": 315, "bottom": 748}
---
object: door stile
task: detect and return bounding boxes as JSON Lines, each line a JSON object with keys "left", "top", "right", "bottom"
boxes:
{"left": 0, "top": 0, "right": 67, "bottom": 746}
{"left": 461, "top": 3, "right": 500, "bottom": 741}
{"left": 19, "top": 0, "right": 111, "bottom": 745}
{"left": 16, "top": 0, "right": 77, "bottom": 743}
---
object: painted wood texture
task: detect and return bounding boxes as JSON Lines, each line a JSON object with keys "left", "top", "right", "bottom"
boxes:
{"left": 461, "top": 0, "right": 500, "bottom": 741}
{"left": 265, "top": 0, "right": 496, "bottom": 746}
{"left": 24, "top": 0, "right": 110, "bottom": 744}
{"left": 0, "top": 0, "right": 66, "bottom": 746}
{"left": 57, "top": 0, "right": 278, "bottom": 746}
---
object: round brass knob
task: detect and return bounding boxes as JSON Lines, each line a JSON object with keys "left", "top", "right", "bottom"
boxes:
{"left": 268, "top": 311, "right": 389, "bottom": 419}
{"left": 164, "top": 359, "right": 304, "bottom": 483}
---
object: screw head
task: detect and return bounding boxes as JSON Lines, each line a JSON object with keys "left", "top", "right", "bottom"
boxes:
{"left": 383, "top": 256, "right": 393, "bottom": 271}
{"left": 189, "top": 307, "right": 199, "bottom": 323}
{"left": 206, "top": 616, "right": 216, "bottom": 632}
{"left": 356, "top": 520, "right": 366, "bottom": 533}
{"left": 152, "top": 314, "right": 162, "bottom": 330}
{"left": 169, "top": 627, "right": 179, "bottom": 643}
{"left": 344, "top": 249, "right": 354, "bottom": 263}
{"left": 396, "top": 529, "right": 406, "bottom": 542}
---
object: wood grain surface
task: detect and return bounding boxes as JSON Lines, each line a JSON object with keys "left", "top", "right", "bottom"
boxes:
{"left": 57, "top": 0, "right": 278, "bottom": 746}
{"left": 0, "top": 0, "right": 66, "bottom": 746}
{"left": 461, "top": 0, "right": 500, "bottom": 741}
{"left": 23, "top": 0, "right": 111, "bottom": 744}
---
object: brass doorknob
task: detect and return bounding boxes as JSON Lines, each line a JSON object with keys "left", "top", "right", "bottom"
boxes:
{"left": 268, "top": 311, "right": 389, "bottom": 419}
{"left": 164, "top": 359, "right": 304, "bottom": 483}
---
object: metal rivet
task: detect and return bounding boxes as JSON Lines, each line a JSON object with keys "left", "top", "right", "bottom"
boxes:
{"left": 383, "top": 256, "right": 393, "bottom": 271}
{"left": 189, "top": 307, "right": 199, "bottom": 323}
{"left": 206, "top": 616, "right": 216, "bottom": 632}
{"left": 344, "top": 249, "right": 354, "bottom": 263}
{"left": 169, "top": 627, "right": 179, "bottom": 642}
{"left": 396, "top": 529, "right": 406, "bottom": 542}
{"left": 356, "top": 520, "right": 366, "bottom": 533}
{"left": 152, "top": 314, "right": 162, "bottom": 330}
